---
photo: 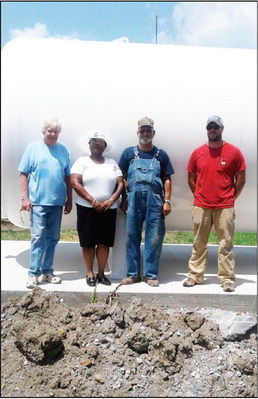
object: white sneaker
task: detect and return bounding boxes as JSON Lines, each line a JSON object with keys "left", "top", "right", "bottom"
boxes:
{"left": 39, "top": 274, "right": 61, "bottom": 284}
{"left": 26, "top": 275, "right": 38, "bottom": 289}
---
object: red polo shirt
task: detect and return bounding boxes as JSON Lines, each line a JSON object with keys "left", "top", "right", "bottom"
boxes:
{"left": 187, "top": 142, "right": 246, "bottom": 209}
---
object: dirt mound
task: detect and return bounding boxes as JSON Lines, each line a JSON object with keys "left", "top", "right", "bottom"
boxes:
{"left": 1, "top": 288, "right": 257, "bottom": 397}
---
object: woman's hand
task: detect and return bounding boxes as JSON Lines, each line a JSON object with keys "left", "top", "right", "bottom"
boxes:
{"left": 92, "top": 199, "right": 103, "bottom": 212}
{"left": 101, "top": 199, "right": 113, "bottom": 212}
{"left": 64, "top": 199, "right": 72, "bottom": 214}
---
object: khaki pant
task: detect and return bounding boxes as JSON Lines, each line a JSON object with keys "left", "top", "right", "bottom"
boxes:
{"left": 188, "top": 206, "right": 235, "bottom": 284}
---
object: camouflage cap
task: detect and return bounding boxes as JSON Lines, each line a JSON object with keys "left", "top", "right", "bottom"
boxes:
{"left": 206, "top": 115, "right": 224, "bottom": 128}
{"left": 138, "top": 116, "right": 154, "bottom": 129}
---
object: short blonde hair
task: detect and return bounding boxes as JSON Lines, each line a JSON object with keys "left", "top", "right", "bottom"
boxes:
{"left": 42, "top": 118, "right": 62, "bottom": 133}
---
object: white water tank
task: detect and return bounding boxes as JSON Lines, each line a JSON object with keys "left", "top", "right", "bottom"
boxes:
{"left": 1, "top": 38, "right": 256, "bottom": 232}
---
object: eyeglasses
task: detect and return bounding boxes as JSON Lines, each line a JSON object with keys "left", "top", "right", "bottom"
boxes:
{"left": 139, "top": 128, "right": 153, "bottom": 134}
{"left": 207, "top": 124, "right": 220, "bottom": 130}
{"left": 20, "top": 209, "right": 31, "bottom": 225}
{"left": 89, "top": 139, "right": 106, "bottom": 144}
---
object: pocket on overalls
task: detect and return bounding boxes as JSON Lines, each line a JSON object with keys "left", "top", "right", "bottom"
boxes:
{"left": 134, "top": 166, "right": 153, "bottom": 183}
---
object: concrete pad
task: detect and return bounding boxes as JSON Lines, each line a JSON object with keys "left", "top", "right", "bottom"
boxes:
{"left": 2, "top": 241, "right": 256, "bottom": 302}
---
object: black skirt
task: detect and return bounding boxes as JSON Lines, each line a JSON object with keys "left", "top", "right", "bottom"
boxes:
{"left": 76, "top": 204, "right": 117, "bottom": 248}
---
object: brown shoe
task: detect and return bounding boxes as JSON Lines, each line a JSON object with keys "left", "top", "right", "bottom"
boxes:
{"left": 183, "top": 278, "right": 196, "bottom": 287}
{"left": 143, "top": 277, "right": 159, "bottom": 287}
{"left": 222, "top": 281, "right": 235, "bottom": 292}
{"left": 120, "top": 276, "right": 141, "bottom": 285}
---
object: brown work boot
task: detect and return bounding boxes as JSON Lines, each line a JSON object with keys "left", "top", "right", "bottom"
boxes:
{"left": 222, "top": 281, "right": 235, "bottom": 292}
{"left": 183, "top": 277, "right": 196, "bottom": 287}
{"left": 143, "top": 277, "right": 159, "bottom": 287}
{"left": 120, "top": 276, "right": 141, "bottom": 285}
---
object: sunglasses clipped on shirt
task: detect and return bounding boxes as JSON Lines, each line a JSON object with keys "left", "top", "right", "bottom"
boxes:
{"left": 207, "top": 124, "right": 220, "bottom": 130}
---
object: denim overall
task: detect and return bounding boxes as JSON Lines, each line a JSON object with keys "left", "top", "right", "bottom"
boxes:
{"left": 126, "top": 147, "right": 165, "bottom": 279}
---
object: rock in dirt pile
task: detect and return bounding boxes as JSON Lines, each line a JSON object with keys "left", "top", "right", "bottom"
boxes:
{"left": 1, "top": 288, "right": 257, "bottom": 397}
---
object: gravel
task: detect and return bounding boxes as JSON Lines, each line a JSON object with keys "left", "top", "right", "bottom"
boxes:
{"left": 1, "top": 287, "right": 257, "bottom": 397}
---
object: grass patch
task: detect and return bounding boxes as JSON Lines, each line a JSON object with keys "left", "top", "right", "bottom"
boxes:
{"left": 163, "top": 231, "right": 257, "bottom": 245}
{"left": 1, "top": 229, "right": 31, "bottom": 241}
{"left": 1, "top": 226, "right": 79, "bottom": 242}
{"left": 1, "top": 221, "right": 256, "bottom": 245}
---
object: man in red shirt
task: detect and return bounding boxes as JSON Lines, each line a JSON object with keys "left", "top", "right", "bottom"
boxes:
{"left": 183, "top": 115, "right": 246, "bottom": 292}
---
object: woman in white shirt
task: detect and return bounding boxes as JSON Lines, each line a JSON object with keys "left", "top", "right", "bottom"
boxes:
{"left": 71, "top": 131, "right": 123, "bottom": 286}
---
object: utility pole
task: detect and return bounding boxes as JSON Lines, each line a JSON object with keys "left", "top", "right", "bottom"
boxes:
{"left": 155, "top": 15, "right": 158, "bottom": 44}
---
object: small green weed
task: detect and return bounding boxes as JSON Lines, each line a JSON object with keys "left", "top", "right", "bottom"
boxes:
{"left": 89, "top": 282, "right": 98, "bottom": 303}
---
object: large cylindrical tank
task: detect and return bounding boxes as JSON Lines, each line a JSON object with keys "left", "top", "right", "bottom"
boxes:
{"left": 1, "top": 38, "right": 256, "bottom": 232}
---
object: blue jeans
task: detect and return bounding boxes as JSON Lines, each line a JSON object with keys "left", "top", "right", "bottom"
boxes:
{"left": 29, "top": 206, "right": 63, "bottom": 277}
{"left": 126, "top": 190, "right": 165, "bottom": 279}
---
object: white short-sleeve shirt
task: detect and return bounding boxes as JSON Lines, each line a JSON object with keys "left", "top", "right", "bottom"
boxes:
{"left": 71, "top": 156, "right": 122, "bottom": 208}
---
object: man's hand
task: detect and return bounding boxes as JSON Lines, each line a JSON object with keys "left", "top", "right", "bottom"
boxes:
{"left": 162, "top": 202, "right": 171, "bottom": 217}
{"left": 21, "top": 198, "right": 32, "bottom": 211}
{"left": 119, "top": 198, "right": 127, "bottom": 213}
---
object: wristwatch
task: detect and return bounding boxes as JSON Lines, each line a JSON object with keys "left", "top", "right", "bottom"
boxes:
{"left": 164, "top": 200, "right": 171, "bottom": 204}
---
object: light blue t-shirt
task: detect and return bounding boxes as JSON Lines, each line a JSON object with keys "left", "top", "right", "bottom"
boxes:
{"left": 18, "top": 140, "right": 71, "bottom": 206}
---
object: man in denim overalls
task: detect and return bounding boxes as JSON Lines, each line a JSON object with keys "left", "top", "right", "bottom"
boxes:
{"left": 119, "top": 117, "right": 174, "bottom": 286}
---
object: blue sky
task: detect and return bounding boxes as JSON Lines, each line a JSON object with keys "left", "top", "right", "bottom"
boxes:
{"left": 1, "top": 2, "right": 257, "bottom": 49}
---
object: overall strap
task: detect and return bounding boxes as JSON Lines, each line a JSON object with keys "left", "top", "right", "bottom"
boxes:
{"left": 153, "top": 147, "right": 160, "bottom": 159}
{"left": 148, "top": 147, "right": 160, "bottom": 169}
{"left": 133, "top": 147, "right": 139, "bottom": 159}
